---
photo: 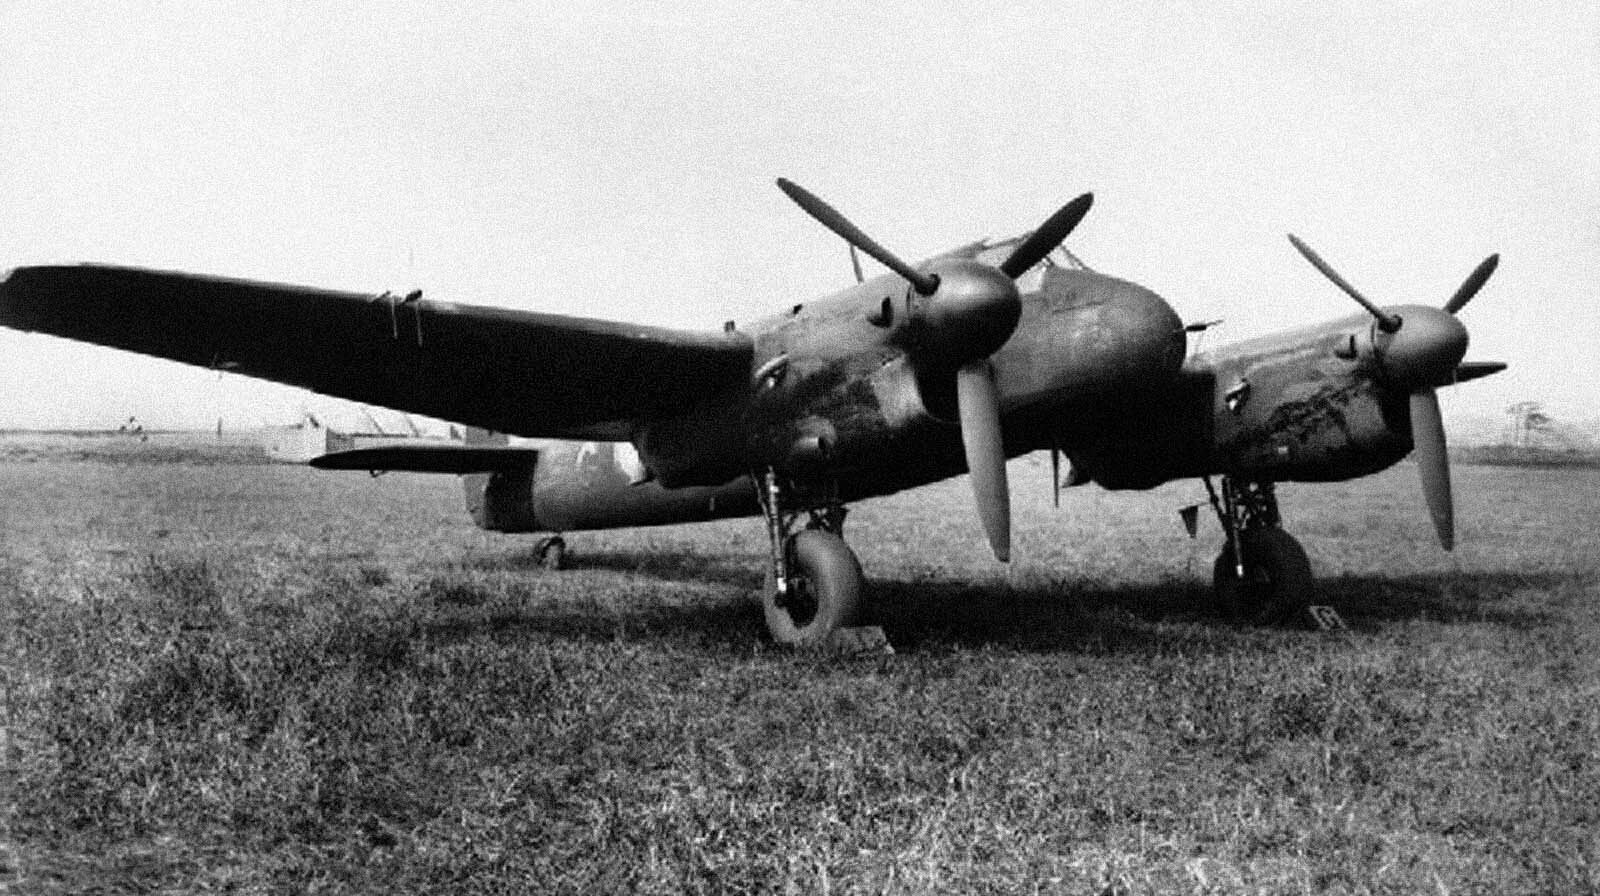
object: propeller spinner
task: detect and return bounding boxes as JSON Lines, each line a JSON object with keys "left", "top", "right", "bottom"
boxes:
{"left": 778, "top": 179, "right": 1094, "bottom": 560}
{"left": 1287, "top": 235, "right": 1500, "bottom": 550}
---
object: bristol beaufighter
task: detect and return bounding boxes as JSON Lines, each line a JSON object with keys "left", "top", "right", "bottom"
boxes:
{"left": 0, "top": 181, "right": 1503, "bottom": 644}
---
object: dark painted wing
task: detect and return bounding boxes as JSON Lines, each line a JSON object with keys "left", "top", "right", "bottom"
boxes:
{"left": 0, "top": 265, "right": 752, "bottom": 439}
{"left": 309, "top": 443, "right": 542, "bottom": 474}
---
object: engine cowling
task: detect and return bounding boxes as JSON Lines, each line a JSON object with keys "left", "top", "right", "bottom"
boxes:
{"left": 463, "top": 464, "right": 544, "bottom": 533}
{"left": 461, "top": 428, "right": 545, "bottom": 532}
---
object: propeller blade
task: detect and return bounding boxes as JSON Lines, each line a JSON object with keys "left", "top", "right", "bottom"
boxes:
{"left": 999, "top": 193, "right": 1094, "bottom": 279}
{"left": 1287, "top": 234, "right": 1401, "bottom": 332}
{"left": 777, "top": 178, "right": 940, "bottom": 295}
{"left": 1453, "top": 361, "right": 1507, "bottom": 384}
{"left": 1443, "top": 254, "right": 1500, "bottom": 315}
{"left": 1410, "top": 388, "right": 1454, "bottom": 550}
{"left": 956, "top": 360, "right": 1011, "bottom": 561}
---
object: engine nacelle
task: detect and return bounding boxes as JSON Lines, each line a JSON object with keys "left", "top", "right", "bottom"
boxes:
{"left": 459, "top": 427, "right": 545, "bottom": 533}
{"left": 463, "top": 436, "right": 759, "bottom": 535}
{"left": 464, "top": 464, "right": 544, "bottom": 533}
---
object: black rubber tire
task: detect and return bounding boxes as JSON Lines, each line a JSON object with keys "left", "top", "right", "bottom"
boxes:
{"left": 1212, "top": 528, "right": 1315, "bottom": 626}
{"left": 534, "top": 535, "right": 567, "bottom": 571}
{"left": 764, "top": 530, "right": 864, "bottom": 646}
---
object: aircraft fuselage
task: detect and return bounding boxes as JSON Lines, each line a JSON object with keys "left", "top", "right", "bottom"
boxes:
{"left": 475, "top": 282, "right": 1427, "bottom": 536}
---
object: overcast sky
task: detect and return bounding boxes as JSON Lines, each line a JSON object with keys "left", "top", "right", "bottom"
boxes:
{"left": 1, "top": 2, "right": 1595, "bottom": 431}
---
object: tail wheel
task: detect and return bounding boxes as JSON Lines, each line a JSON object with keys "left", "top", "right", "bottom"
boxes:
{"left": 763, "top": 529, "right": 863, "bottom": 645}
{"left": 1213, "top": 528, "right": 1315, "bottom": 626}
{"left": 534, "top": 535, "right": 567, "bottom": 570}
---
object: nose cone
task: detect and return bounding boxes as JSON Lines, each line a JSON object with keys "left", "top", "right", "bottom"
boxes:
{"left": 1380, "top": 305, "right": 1469, "bottom": 389}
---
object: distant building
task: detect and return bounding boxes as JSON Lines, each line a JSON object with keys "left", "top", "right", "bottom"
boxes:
{"left": 263, "top": 412, "right": 460, "bottom": 463}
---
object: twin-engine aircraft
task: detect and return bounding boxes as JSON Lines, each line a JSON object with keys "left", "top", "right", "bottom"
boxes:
{"left": 0, "top": 181, "right": 1503, "bottom": 645}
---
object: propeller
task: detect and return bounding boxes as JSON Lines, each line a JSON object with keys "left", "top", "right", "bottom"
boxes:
{"left": 999, "top": 193, "right": 1094, "bottom": 278}
{"left": 1409, "top": 388, "right": 1453, "bottom": 549}
{"left": 1288, "top": 235, "right": 1500, "bottom": 550}
{"left": 1287, "top": 234, "right": 1400, "bottom": 331}
{"left": 957, "top": 360, "right": 1010, "bottom": 558}
{"left": 777, "top": 179, "right": 940, "bottom": 296}
{"left": 1443, "top": 254, "right": 1499, "bottom": 315}
{"left": 778, "top": 179, "right": 1094, "bottom": 561}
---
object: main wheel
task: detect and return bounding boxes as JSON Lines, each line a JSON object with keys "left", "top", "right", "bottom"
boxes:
{"left": 764, "top": 529, "right": 864, "bottom": 646}
{"left": 1212, "top": 528, "right": 1315, "bottom": 626}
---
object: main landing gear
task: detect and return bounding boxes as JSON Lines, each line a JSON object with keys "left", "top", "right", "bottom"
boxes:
{"left": 756, "top": 468, "right": 879, "bottom": 648}
{"left": 1204, "top": 477, "right": 1315, "bottom": 626}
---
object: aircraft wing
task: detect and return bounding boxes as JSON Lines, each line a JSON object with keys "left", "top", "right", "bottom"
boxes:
{"left": 0, "top": 265, "right": 752, "bottom": 440}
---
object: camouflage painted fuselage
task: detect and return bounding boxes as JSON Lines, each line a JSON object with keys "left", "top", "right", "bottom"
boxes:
{"left": 468, "top": 238, "right": 1426, "bottom": 535}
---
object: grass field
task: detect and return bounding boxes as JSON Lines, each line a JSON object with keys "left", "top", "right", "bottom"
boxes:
{"left": 2, "top": 435, "right": 1598, "bottom": 893}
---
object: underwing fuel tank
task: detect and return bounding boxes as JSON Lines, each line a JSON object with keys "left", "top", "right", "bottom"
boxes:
{"left": 465, "top": 439, "right": 758, "bottom": 534}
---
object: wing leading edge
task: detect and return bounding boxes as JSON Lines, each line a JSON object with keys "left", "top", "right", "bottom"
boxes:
{"left": 0, "top": 265, "right": 753, "bottom": 439}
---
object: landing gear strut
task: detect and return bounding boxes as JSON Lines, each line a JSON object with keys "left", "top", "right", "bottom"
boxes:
{"left": 756, "top": 468, "right": 865, "bottom": 646}
{"left": 1204, "top": 476, "right": 1314, "bottom": 626}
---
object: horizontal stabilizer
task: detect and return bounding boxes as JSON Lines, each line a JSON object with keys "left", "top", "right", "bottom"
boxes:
{"left": 1453, "top": 361, "right": 1507, "bottom": 384}
{"left": 310, "top": 443, "right": 541, "bottom": 474}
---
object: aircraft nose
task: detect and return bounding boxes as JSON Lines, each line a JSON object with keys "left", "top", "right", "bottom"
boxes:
{"left": 992, "top": 271, "right": 1185, "bottom": 411}
{"left": 1380, "top": 305, "right": 1468, "bottom": 389}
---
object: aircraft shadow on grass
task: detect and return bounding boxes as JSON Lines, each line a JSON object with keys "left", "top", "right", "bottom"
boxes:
{"left": 1315, "top": 569, "right": 1575, "bottom": 629}
{"left": 875, "top": 568, "right": 1578, "bottom": 646}
{"left": 549, "top": 549, "right": 766, "bottom": 588}
{"left": 432, "top": 553, "right": 1581, "bottom": 653}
